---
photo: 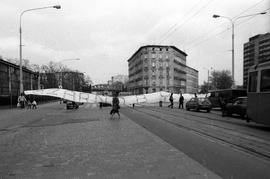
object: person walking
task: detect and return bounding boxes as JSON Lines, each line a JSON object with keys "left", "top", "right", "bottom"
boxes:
{"left": 168, "top": 93, "right": 174, "bottom": 108}
{"left": 17, "top": 93, "right": 26, "bottom": 109}
{"left": 110, "top": 93, "right": 120, "bottom": 119}
{"left": 179, "top": 93, "right": 184, "bottom": 109}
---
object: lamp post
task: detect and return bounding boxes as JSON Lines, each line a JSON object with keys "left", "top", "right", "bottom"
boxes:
{"left": 203, "top": 67, "right": 213, "bottom": 92}
{"left": 19, "top": 5, "right": 61, "bottom": 94}
{"left": 212, "top": 12, "right": 267, "bottom": 88}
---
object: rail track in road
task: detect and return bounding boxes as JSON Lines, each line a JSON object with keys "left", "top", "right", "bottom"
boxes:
{"left": 144, "top": 107, "right": 270, "bottom": 140}
{"left": 131, "top": 107, "right": 270, "bottom": 162}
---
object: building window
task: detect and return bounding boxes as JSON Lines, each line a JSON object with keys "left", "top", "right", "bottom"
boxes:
{"left": 260, "top": 69, "right": 270, "bottom": 92}
{"left": 248, "top": 71, "right": 257, "bottom": 92}
{"left": 152, "top": 62, "right": 156, "bottom": 67}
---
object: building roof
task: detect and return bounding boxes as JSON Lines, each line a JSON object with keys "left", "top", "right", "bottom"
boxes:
{"left": 248, "top": 32, "right": 270, "bottom": 42}
{"left": 186, "top": 65, "right": 198, "bottom": 72}
{"left": 0, "top": 58, "right": 38, "bottom": 74}
{"left": 127, "top": 45, "right": 187, "bottom": 62}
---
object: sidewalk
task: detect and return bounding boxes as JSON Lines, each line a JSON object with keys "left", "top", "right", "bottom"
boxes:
{"left": 0, "top": 104, "right": 221, "bottom": 178}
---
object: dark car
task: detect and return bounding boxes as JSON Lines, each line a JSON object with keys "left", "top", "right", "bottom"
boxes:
{"left": 186, "top": 97, "right": 212, "bottom": 112}
{"left": 66, "top": 101, "right": 79, "bottom": 110}
{"left": 224, "top": 97, "right": 247, "bottom": 118}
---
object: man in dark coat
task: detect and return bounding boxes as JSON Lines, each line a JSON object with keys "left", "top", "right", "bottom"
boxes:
{"left": 179, "top": 93, "right": 184, "bottom": 109}
{"left": 110, "top": 93, "right": 120, "bottom": 119}
{"left": 168, "top": 93, "right": 174, "bottom": 108}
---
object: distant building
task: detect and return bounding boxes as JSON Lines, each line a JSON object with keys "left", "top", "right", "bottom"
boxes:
{"left": 111, "top": 74, "right": 128, "bottom": 84}
{"left": 186, "top": 66, "right": 199, "bottom": 94}
{"left": 243, "top": 33, "right": 270, "bottom": 89}
{"left": 40, "top": 71, "right": 84, "bottom": 91}
{"left": 0, "top": 58, "right": 39, "bottom": 105}
{"left": 127, "top": 45, "right": 198, "bottom": 94}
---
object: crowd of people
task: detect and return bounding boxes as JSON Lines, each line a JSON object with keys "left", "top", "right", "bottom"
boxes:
{"left": 17, "top": 93, "right": 37, "bottom": 109}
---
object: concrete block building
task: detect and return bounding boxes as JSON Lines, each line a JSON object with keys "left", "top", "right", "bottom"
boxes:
{"left": 243, "top": 33, "right": 270, "bottom": 89}
{"left": 127, "top": 45, "right": 198, "bottom": 94}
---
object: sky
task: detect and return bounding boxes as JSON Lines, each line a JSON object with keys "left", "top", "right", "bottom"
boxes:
{"left": 0, "top": 0, "right": 269, "bottom": 85}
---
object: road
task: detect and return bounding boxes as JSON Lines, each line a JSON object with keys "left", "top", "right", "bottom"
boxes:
{"left": 1, "top": 102, "right": 270, "bottom": 178}
{"left": 121, "top": 106, "right": 270, "bottom": 179}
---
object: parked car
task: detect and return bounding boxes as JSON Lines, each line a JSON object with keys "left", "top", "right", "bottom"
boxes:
{"left": 66, "top": 101, "right": 79, "bottom": 109}
{"left": 224, "top": 97, "right": 247, "bottom": 118}
{"left": 186, "top": 97, "right": 212, "bottom": 112}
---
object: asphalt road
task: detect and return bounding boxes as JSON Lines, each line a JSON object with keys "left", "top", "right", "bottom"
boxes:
{"left": 121, "top": 106, "right": 270, "bottom": 179}
{"left": 1, "top": 102, "right": 270, "bottom": 178}
{"left": 0, "top": 102, "right": 222, "bottom": 178}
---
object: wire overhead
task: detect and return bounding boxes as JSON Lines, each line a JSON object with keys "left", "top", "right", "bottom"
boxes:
{"left": 158, "top": 0, "right": 215, "bottom": 45}
{"left": 185, "top": 0, "right": 268, "bottom": 50}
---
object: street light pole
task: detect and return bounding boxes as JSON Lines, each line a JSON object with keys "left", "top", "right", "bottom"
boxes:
{"left": 212, "top": 12, "right": 267, "bottom": 88}
{"left": 19, "top": 5, "right": 61, "bottom": 94}
{"left": 203, "top": 67, "right": 213, "bottom": 92}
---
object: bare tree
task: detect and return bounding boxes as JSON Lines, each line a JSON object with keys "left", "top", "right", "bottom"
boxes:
{"left": 210, "top": 70, "right": 233, "bottom": 89}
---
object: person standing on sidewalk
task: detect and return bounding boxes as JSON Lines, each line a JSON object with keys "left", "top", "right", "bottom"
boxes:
{"left": 17, "top": 93, "right": 26, "bottom": 109}
{"left": 179, "top": 93, "right": 184, "bottom": 109}
{"left": 110, "top": 92, "right": 120, "bottom": 119}
{"left": 168, "top": 93, "right": 174, "bottom": 108}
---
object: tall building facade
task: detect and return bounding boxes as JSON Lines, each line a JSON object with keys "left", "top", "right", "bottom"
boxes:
{"left": 128, "top": 45, "right": 198, "bottom": 94}
{"left": 243, "top": 33, "right": 270, "bottom": 89}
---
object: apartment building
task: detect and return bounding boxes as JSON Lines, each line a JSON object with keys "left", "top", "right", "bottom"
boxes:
{"left": 243, "top": 33, "right": 270, "bottom": 89}
{"left": 128, "top": 45, "right": 198, "bottom": 94}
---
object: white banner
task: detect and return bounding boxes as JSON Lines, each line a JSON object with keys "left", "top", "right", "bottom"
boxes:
{"left": 24, "top": 88, "right": 207, "bottom": 106}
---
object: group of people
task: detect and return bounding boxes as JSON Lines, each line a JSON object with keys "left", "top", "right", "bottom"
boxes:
{"left": 167, "top": 92, "right": 185, "bottom": 109}
{"left": 17, "top": 93, "right": 37, "bottom": 109}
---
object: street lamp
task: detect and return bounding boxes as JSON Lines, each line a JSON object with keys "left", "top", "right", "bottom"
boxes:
{"left": 203, "top": 67, "right": 213, "bottom": 92}
{"left": 19, "top": 5, "right": 61, "bottom": 94}
{"left": 212, "top": 12, "right": 267, "bottom": 88}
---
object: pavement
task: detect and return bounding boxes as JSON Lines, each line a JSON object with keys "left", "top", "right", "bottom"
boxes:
{"left": 0, "top": 102, "right": 221, "bottom": 178}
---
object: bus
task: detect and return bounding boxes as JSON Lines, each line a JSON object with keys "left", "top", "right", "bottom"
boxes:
{"left": 208, "top": 89, "right": 247, "bottom": 108}
{"left": 247, "top": 61, "right": 270, "bottom": 125}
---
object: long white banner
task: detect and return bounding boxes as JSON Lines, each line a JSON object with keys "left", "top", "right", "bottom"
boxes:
{"left": 24, "top": 88, "right": 206, "bottom": 105}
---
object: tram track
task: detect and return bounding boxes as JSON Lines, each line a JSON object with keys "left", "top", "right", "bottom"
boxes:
{"left": 131, "top": 107, "right": 270, "bottom": 162}
{"left": 145, "top": 106, "right": 270, "bottom": 142}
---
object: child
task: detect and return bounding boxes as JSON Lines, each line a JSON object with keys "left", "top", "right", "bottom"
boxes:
{"left": 32, "top": 100, "right": 37, "bottom": 109}
{"left": 27, "top": 100, "right": 32, "bottom": 109}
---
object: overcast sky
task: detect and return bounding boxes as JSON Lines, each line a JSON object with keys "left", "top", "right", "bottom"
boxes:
{"left": 0, "top": 0, "right": 269, "bottom": 85}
